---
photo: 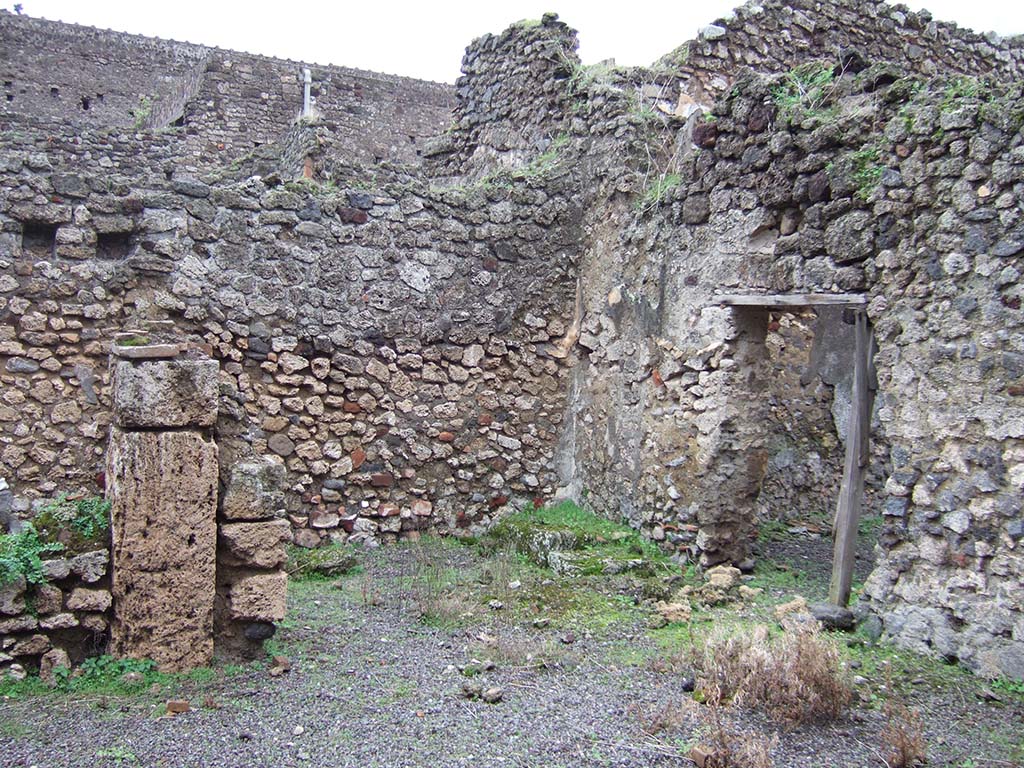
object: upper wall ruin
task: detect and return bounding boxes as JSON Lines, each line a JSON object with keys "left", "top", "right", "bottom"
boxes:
{"left": 0, "top": 11, "right": 455, "bottom": 168}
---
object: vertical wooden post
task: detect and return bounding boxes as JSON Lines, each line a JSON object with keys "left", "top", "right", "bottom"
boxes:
{"left": 829, "top": 310, "right": 874, "bottom": 607}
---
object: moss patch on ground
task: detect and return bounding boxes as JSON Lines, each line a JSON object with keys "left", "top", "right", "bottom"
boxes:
{"left": 483, "top": 501, "right": 672, "bottom": 577}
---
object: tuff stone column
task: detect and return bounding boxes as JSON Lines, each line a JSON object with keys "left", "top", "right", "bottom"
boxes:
{"left": 107, "top": 342, "right": 219, "bottom": 671}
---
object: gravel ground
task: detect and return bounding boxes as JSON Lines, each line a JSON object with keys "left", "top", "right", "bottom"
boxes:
{"left": 2, "top": 539, "right": 1021, "bottom": 768}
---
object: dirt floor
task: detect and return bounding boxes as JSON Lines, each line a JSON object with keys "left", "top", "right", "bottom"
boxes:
{"left": 1, "top": 528, "right": 1022, "bottom": 768}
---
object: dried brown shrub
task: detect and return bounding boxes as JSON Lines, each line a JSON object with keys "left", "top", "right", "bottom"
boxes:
{"left": 631, "top": 695, "right": 776, "bottom": 768}
{"left": 693, "top": 689, "right": 777, "bottom": 768}
{"left": 695, "top": 621, "right": 852, "bottom": 726}
{"left": 880, "top": 699, "right": 927, "bottom": 767}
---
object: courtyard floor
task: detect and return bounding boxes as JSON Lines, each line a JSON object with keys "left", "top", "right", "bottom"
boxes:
{"left": 2, "top": 531, "right": 1022, "bottom": 768}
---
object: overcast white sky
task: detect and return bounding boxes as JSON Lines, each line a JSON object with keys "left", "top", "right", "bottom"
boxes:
{"left": 5, "top": 1, "right": 1023, "bottom": 83}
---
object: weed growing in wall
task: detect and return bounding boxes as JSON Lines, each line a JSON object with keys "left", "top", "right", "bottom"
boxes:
{"left": 130, "top": 95, "right": 153, "bottom": 130}
{"left": 0, "top": 527, "right": 63, "bottom": 585}
{"left": 284, "top": 177, "right": 341, "bottom": 198}
{"left": 32, "top": 494, "right": 111, "bottom": 554}
{"left": 636, "top": 172, "right": 682, "bottom": 212}
{"left": 514, "top": 134, "right": 570, "bottom": 179}
{"left": 940, "top": 76, "right": 981, "bottom": 110}
{"left": 771, "top": 62, "right": 839, "bottom": 126}
{"left": 850, "top": 146, "right": 884, "bottom": 201}
{"left": 437, "top": 134, "right": 572, "bottom": 198}
{"left": 0, "top": 495, "right": 110, "bottom": 584}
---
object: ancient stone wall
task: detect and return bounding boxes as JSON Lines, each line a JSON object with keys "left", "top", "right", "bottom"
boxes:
{"left": 557, "top": 64, "right": 1023, "bottom": 676}
{"left": 755, "top": 312, "right": 847, "bottom": 526}
{"left": 425, "top": 14, "right": 579, "bottom": 178}
{"left": 0, "top": 10, "right": 208, "bottom": 130}
{"left": 1, "top": 1, "right": 1022, "bottom": 680}
{"left": 0, "top": 122, "right": 582, "bottom": 549}
{"left": 0, "top": 11, "right": 454, "bottom": 168}
{"left": 0, "top": 540, "right": 111, "bottom": 682}
{"left": 659, "top": 0, "right": 1024, "bottom": 103}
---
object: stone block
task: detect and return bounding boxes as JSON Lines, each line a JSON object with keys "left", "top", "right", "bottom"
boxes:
{"left": 40, "top": 559, "right": 70, "bottom": 581}
{"left": 0, "top": 575, "right": 25, "bottom": 615}
{"left": 39, "top": 613, "right": 78, "bottom": 630}
{"left": 108, "top": 428, "right": 218, "bottom": 671}
{"left": 111, "top": 569, "right": 214, "bottom": 671}
{"left": 80, "top": 614, "right": 108, "bottom": 633}
{"left": 34, "top": 584, "right": 63, "bottom": 615}
{"left": 221, "top": 458, "right": 286, "bottom": 521}
{"left": 0, "top": 615, "right": 37, "bottom": 633}
{"left": 292, "top": 528, "right": 321, "bottom": 548}
{"left": 11, "top": 634, "right": 50, "bottom": 657}
{"left": 228, "top": 572, "right": 287, "bottom": 622}
{"left": 111, "top": 358, "right": 219, "bottom": 428}
{"left": 40, "top": 647, "right": 70, "bottom": 685}
{"left": 66, "top": 588, "right": 113, "bottom": 612}
{"left": 70, "top": 550, "right": 109, "bottom": 583}
{"left": 218, "top": 520, "right": 292, "bottom": 569}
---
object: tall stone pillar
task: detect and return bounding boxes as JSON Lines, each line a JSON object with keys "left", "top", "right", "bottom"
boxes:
{"left": 107, "top": 342, "right": 219, "bottom": 671}
{"left": 691, "top": 306, "right": 771, "bottom": 567}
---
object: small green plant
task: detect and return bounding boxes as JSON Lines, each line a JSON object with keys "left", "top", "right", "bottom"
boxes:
{"left": 941, "top": 76, "right": 981, "bottom": 110}
{"left": 850, "top": 146, "right": 884, "bottom": 201}
{"left": 130, "top": 95, "right": 153, "bottom": 130}
{"left": 406, "top": 540, "right": 466, "bottom": 627}
{"left": 0, "top": 527, "right": 63, "bottom": 585}
{"left": 757, "top": 519, "right": 789, "bottom": 543}
{"left": 564, "top": 57, "right": 620, "bottom": 94}
{"left": 991, "top": 676, "right": 1024, "bottom": 698}
{"left": 0, "top": 654, "right": 172, "bottom": 700}
{"left": 635, "top": 172, "right": 681, "bottom": 211}
{"left": 858, "top": 513, "right": 884, "bottom": 538}
{"left": 95, "top": 746, "right": 140, "bottom": 765}
{"left": 284, "top": 177, "right": 341, "bottom": 198}
{"left": 663, "top": 42, "right": 691, "bottom": 68}
{"left": 33, "top": 495, "right": 111, "bottom": 554}
{"left": 116, "top": 335, "right": 150, "bottom": 347}
{"left": 509, "top": 134, "right": 571, "bottom": 182}
{"left": 72, "top": 655, "right": 161, "bottom": 692}
{"left": 286, "top": 542, "right": 360, "bottom": 580}
{"left": 771, "top": 62, "right": 838, "bottom": 125}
